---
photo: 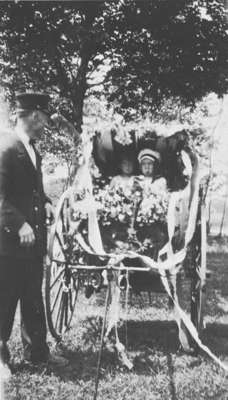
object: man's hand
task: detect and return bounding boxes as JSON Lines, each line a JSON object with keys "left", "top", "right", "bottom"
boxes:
{"left": 45, "top": 202, "right": 55, "bottom": 225}
{"left": 18, "top": 222, "right": 35, "bottom": 246}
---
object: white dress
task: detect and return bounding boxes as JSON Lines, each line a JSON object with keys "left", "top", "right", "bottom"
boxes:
{"left": 137, "top": 177, "right": 169, "bottom": 223}
{"left": 109, "top": 175, "right": 135, "bottom": 197}
{"left": 140, "top": 177, "right": 167, "bottom": 196}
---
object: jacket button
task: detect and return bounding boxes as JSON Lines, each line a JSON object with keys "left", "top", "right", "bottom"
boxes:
{"left": 34, "top": 206, "right": 38, "bottom": 211}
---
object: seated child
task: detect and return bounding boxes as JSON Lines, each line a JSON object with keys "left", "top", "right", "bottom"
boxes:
{"left": 137, "top": 148, "right": 167, "bottom": 195}
{"left": 135, "top": 148, "right": 169, "bottom": 247}
{"left": 110, "top": 153, "right": 135, "bottom": 196}
{"left": 138, "top": 148, "right": 159, "bottom": 179}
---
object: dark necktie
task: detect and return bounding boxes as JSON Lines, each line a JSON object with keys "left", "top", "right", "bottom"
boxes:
{"left": 29, "top": 139, "right": 39, "bottom": 168}
{"left": 29, "top": 138, "right": 36, "bottom": 146}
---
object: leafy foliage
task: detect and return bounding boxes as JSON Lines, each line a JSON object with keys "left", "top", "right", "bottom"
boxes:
{"left": 0, "top": 0, "right": 109, "bottom": 132}
{"left": 0, "top": 0, "right": 227, "bottom": 183}
{"left": 104, "top": 0, "right": 228, "bottom": 118}
{"left": 1, "top": 1, "right": 227, "bottom": 128}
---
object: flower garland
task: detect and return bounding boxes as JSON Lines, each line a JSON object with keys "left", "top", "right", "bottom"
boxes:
{"left": 113, "top": 128, "right": 133, "bottom": 146}
{"left": 95, "top": 186, "right": 135, "bottom": 226}
{"left": 69, "top": 178, "right": 169, "bottom": 257}
{"left": 70, "top": 180, "right": 169, "bottom": 224}
{"left": 136, "top": 189, "right": 169, "bottom": 227}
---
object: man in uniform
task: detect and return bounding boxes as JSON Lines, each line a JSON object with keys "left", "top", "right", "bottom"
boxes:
{"left": 0, "top": 92, "right": 67, "bottom": 375}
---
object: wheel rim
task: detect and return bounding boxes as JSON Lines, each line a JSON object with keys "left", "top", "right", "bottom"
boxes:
{"left": 190, "top": 201, "right": 207, "bottom": 334}
{"left": 46, "top": 196, "right": 79, "bottom": 340}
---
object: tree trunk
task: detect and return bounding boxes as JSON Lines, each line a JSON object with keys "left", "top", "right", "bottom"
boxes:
{"left": 218, "top": 197, "right": 227, "bottom": 237}
{"left": 71, "top": 51, "right": 91, "bottom": 137}
{"left": 207, "top": 198, "right": 212, "bottom": 235}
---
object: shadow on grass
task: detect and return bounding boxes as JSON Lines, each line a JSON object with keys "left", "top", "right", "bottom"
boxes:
{"left": 14, "top": 319, "right": 180, "bottom": 380}
{"left": 203, "top": 322, "right": 228, "bottom": 355}
{"left": 10, "top": 253, "right": 228, "bottom": 400}
{"left": 118, "top": 320, "right": 179, "bottom": 353}
{"left": 13, "top": 316, "right": 228, "bottom": 379}
{"left": 11, "top": 321, "right": 228, "bottom": 400}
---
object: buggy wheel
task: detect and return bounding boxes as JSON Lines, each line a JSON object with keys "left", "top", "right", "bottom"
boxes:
{"left": 45, "top": 260, "right": 79, "bottom": 341}
{"left": 46, "top": 194, "right": 79, "bottom": 341}
{"left": 190, "top": 198, "right": 207, "bottom": 336}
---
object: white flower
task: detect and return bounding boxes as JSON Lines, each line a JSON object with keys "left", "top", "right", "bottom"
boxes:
{"left": 110, "top": 207, "right": 117, "bottom": 217}
{"left": 118, "top": 214, "right": 125, "bottom": 222}
{"left": 114, "top": 129, "right": 133, "bottom": 146}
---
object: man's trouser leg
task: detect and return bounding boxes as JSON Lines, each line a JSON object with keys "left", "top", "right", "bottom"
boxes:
{"left": 0, "top": 257, "right": 21, "bottom": 363}
{"left": 20, "top": 257, "right": 49, "bottom": 363}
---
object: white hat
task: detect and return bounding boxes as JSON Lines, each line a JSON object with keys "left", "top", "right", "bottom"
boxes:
{"left": 138, "top": 148, "right": 160, "bottom": 163}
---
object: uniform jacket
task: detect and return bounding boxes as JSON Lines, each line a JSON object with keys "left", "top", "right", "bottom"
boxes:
{"left": 0, "top": 130, "right": 49, "bottom": 258}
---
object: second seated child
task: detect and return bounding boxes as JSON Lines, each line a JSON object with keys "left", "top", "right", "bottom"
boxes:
{"left": 109, "top": 153, "right": 136, "bottom": 196}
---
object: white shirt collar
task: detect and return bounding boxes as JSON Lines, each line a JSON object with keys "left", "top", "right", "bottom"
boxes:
{"left": 15, "top": 128, "right": 31, "bottom": 146}
{"left": 15, "top": 127, "right": 37, "bottom": 168}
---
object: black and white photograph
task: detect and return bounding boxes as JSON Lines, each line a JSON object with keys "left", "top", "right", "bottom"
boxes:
{"left": 0, "top": 1, "right": 228, "bottom": 399}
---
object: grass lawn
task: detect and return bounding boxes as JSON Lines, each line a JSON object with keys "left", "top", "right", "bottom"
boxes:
{"left": 3, "top": 172, "right": 228, "bottom": 399}
{"left": 3, "top": 252, "right": 228, "bottom": 400}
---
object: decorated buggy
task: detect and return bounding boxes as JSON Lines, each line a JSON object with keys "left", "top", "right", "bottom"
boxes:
{"left": 45, "top": 127, "right": 208, "bottom": 360}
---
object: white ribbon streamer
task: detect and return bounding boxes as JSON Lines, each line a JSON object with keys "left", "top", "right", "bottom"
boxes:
{"left": 51, "top": 142, "right": 228, "bottom": 373}
{"left": 160, "top": 270, "right": 228, "bottom": 372}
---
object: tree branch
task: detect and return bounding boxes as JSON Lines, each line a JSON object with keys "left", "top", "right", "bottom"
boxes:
{"left": 87, "top": 77, "right": 108, "bottom": 88}
{"left": 54, "top": 54, "right": 71, "bottom": 97}
{"left": 56, "top": 45, "right": 74, "bottom": 83}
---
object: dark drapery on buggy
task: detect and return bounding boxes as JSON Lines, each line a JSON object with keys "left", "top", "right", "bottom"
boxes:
{"left": 45, "top": 127, "right": 207, "bottom": 356}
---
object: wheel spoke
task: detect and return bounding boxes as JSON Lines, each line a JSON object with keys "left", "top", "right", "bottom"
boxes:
{"left": 58, "top": 294, "right": 67, "bottom": 333}
{"left": 60, "top": 199, "right": 70, "bottom": 236}
{"left": 60, "top": 205, "right": 67, "bottom": 235}
{"left": 50, "top": 268, "right": 65, "bottom": 290}
{"left": 64, "top": 198, "right": 70, "bottom": 232}
{"left": 56, "top": 231, "right": 67, "bottom": 258}
{"left": 64, "top": 294, "right": 69, "bottom": 326}
{"left": 54, "top": 293, "right": 64, "bottom": 331}
{"left": 51, "top": 281, "right": 63, "bottom": 315}
{"left": 69, "top": 288, "right": 73, "bottom": 312}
